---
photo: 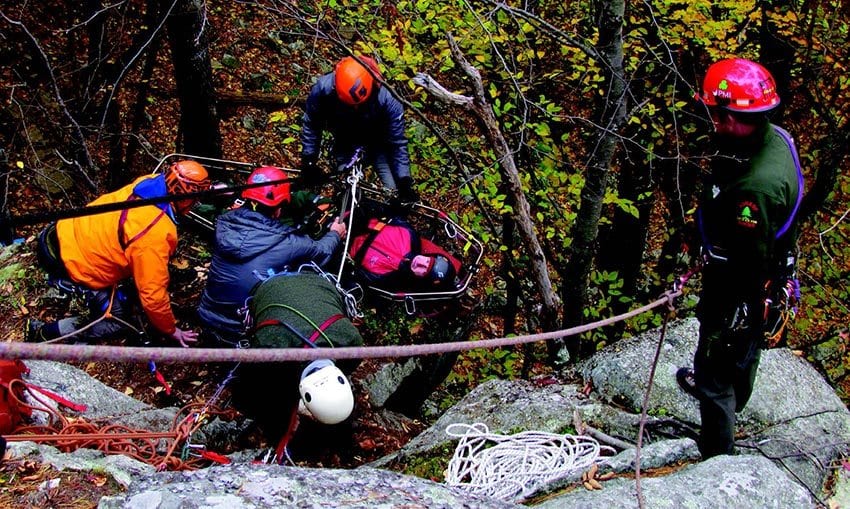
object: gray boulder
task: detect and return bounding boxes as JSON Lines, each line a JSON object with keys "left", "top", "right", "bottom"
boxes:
{"left": 8, "top": 441, "right": 154, "bottom": 489}
{"left": 97, "top": 464, "right": 519, "bottom": 508}
{"left": 578, "top": 317, "right": 850, "bottom": 494}
{"left": 9, "top": 317, "right": 849, "bottom": 508}
{"left": 371, "top": 378, "right": 587, "bottom": 467}
{"left": 538, "top": 454, "right": 813, "bottom": 509}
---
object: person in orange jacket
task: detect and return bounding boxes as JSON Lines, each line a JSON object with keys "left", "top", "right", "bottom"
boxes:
{"left": 29, "top": 160, "right": 211, "bottom": 346}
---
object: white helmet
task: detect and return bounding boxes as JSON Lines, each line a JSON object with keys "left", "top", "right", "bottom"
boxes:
{"left": 298, "top": 359, "right": 354, "bottom": 425}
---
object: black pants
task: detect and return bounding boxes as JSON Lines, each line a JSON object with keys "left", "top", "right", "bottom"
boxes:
{"left": 693, "top": 315, "right": 761, "bottom": 458}
{"left": 46, "top": 286, "right": 138, "bottom": 343}
{"left": 35, "top": 224, "right": 139, "bottom": 343}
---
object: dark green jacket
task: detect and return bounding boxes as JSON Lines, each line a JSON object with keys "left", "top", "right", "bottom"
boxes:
{"left": 698, "top": 122, "right": 801, "bottom": 319}
{"left": 250, "top": 272, "right": 363, "bottom": 349}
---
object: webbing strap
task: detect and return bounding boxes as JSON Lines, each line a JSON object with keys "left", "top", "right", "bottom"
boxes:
{"left": 272, "top": 405, "right": 300, "bottom": 465}
{"left": 24, "top": 383, "right": 88, "bottom": 413}
{"left": 771, "top": 125, "right": 805, "bottom": 240}
{"left": 254, "top": 313, "right": 343, "bottom": 348}
{"left": 307, "top": 314, "right": 344, "bottom": 344}
{"left": 118, "top": 194, "right": 167, "bottom": 250}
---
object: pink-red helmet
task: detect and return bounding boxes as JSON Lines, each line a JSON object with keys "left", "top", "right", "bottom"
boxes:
{"left": 696, "top": 58, "right": 780, "bottom": 113}
{"left": 242, "top": 166, "right": 290, "bottom": 207}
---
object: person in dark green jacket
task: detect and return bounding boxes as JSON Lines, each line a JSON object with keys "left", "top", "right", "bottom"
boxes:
{"left": 231, "top": 271, "right": 363, "bottom": 463}
{"left": 678, "top": 58, "right": 804, "bottom": 458}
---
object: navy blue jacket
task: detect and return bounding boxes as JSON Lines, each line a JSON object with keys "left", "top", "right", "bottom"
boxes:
{"left": 301, "top": 73, "right": 410, "bottom": 181}
{"left": 198, "top": 207, "right": 341, "bottom": 336}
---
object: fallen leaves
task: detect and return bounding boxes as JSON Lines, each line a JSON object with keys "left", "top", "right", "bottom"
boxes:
{"left": 581, "top": 463, "right": 605, "bottom": 491}
{"left": 171, "top": 258, "right": 190, "bottom": 270}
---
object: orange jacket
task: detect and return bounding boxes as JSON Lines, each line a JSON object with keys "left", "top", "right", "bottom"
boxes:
{"left": 56, "top": 176, "right": 179, "bottom": 334}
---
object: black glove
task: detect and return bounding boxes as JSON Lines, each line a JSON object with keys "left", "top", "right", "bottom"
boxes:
{"left": 397, "top": 176, "right": 419, "bottom": 204}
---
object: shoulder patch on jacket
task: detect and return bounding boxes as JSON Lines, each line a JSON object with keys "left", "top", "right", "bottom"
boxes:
{"left": 736, "top": 200, "right": 759, "bottom": 229}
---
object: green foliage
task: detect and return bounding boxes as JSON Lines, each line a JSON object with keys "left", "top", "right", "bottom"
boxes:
{"left": 446, "top": 347, "right": 520, "bottom": 386}
{"left": 399, "top": 442, "right": 456, "bottom": 481}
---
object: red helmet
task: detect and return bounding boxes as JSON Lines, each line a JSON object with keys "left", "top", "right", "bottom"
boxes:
{"left": 242, "top": 166, "right": 290, "bottom": 207}
{"left": 696, "top": 58, "right": 780, "bottom": 112}
{"left": 334, "top": 56, "right": 381, "bottom": 105}
{"left": 165, "top": 160, "right": 210, "bottom": 214}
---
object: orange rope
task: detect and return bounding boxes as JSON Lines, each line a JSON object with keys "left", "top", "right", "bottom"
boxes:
{"left": 3, "top": 383, "right": 233, "bottom": 470}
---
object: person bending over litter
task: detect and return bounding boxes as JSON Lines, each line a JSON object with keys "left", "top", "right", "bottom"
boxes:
{"left": 198, "top": 166, "right": 346, "bottom": 346}
{"left": 230, "top": 271, "right": 362, "bottom": 464}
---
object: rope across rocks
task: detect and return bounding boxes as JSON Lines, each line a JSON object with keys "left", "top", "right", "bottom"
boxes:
{"left": 0, "top": 290, "right": 681, "bottom": 364}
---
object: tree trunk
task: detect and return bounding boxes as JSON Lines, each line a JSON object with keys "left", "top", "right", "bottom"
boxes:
{"left": 165, "top": 0, "right": 221, "bottom": 158}
{"left": 597, "top": 155, "right": 655, "bottom": 343}
{"left": 444, "top": 35, "right": 560, "bottom": 333}
{"left": 412, "top": 35, "right": 561, "bottom": 346}
{"left": 561, "top": 0, "right": 628, "bottom": 361}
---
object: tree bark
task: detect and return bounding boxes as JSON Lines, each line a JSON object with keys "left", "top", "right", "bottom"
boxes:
{"left": 562, "top": 0, "right": 628, "bottom": 360}
{"left": 165, "top": 0, "right": 222, "bottom": 158}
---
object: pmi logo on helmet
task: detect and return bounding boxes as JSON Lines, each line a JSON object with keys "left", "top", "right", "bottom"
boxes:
{"left": 250, "top": 173, "right": 271, "bottom": 184}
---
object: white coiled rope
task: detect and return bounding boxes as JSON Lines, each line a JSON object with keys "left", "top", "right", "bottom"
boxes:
{"left": 444, "top": 422, "right": 611, "bottom": 502}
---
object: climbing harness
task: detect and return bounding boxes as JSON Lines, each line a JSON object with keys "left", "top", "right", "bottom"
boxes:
{"left": 445, "top": 422, "right": 612, "bottom": 503}
{"left": 36, "top": 285, "right": 143, "bottom": 345}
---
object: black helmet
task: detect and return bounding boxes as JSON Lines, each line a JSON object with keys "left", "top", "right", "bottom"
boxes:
{"left": 428, "top": 255, "right": 456, "bottom": 288}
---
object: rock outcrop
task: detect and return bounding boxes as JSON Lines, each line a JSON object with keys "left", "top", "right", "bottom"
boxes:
{"left": 6, "top": 318, "right": 849, "bottom": 508}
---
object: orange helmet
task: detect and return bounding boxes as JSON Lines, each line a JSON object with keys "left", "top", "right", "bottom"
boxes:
{"left": 696, "top": 58, "right": 780, "bottom": 113}
{"left": 334, "top": 56, "right": 381, "bottom": 105}
{"left": 165, "top": 160, "right": 210, "bottom": 214}
{"left": 242, "top": 166, "right": 290, "bottom": 207}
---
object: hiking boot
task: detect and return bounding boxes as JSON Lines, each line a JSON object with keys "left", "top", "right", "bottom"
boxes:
{"left": 676, "top": 367, "right": 702, "bottom": 400}
{"left": 25, "top": 318, "right": 45, "bottom": 343}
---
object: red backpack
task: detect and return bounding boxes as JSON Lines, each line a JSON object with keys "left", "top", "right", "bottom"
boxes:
{"left": 0, "top": 359, "right": 31, "bottom": 435}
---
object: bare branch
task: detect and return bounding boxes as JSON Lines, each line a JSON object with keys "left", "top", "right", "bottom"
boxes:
{"left": 98, "top": 0, "right": 179, "bottom": 130}
{"left": 420, "top": 32, "right": 560, "bottom": 327}
{"left": 487, "top": 1, "right": 600, "bottom": 60}
{"left": 411, "top": 74, "right": 473, "bottom": 107}
{"left": 0, "top": 10, "right": 97, "bottom": 190}
{"left": 63, "top": 1, "right": 128, "bottom": 33}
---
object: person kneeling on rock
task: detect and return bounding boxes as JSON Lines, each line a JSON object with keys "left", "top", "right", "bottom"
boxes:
{"left": 230, "top": 271, "right": 362, "bottom": 464}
